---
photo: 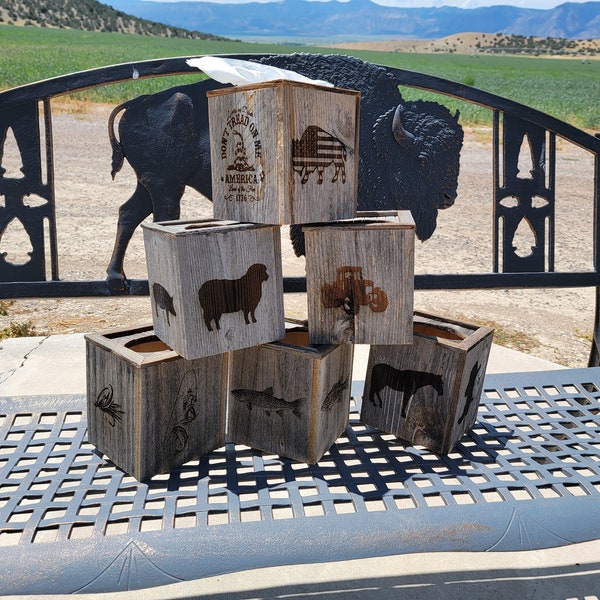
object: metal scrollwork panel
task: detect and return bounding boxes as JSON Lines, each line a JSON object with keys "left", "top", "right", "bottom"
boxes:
{"left": 494, "top": 111, "right": 556, "bottom": 273}
{"left": 0, "top": 100, "right": 56, "bottom": 282}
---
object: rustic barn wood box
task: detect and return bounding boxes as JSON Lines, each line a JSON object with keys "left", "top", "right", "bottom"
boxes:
{"left": 207, "top": 80, "right": 360, "bottom": 224}
{"left": 360, "top": 311, "right": 494, "bottom": 455}
{"left": 228, "top": 326, "right": 354, "bottom": 464}
{"left": 304, "top": 211, "right": 415, "bottom": 345}
{"left": 85, "top": 325, "right": 228, "bottom": 481}
{"left": 142, "top": 218, "right": 285, "bottom": 360}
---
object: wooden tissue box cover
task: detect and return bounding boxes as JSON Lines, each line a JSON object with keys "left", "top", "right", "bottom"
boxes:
{"left": 304, "top": 211, "right": 415, "bottom": 345}
{"left": 142, "top": 219, "right": 285, "bottom": 360}
{"left": 360, "top": 312, "right": 494, "bottom": 455}
{"left": 228, "top": 327, "right": 353, "bottom": 464}
{"left": 85, "top": 325, "right": 227, "bottom": 481}
{"left": 207, "top": 80, "right": 359, "bottom": 224}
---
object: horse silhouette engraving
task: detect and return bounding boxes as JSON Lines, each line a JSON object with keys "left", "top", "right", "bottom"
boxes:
{"left": 369, "top": 363, "right": 444, "bottom": 418}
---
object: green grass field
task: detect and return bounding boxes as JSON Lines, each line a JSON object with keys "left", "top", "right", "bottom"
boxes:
{"left": 1, "top": 25, "right": 599, "bottom": 129}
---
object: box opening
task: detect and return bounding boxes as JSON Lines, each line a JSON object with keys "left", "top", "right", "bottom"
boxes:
{"left": 153, "top": 218, "right": 220, "bottom": 228}
{"left": 348, "top": 219, "right": 390, "bottom": 225}
{"left": 414, "top": 323, "right": 466, "bottom": 341}
{"left": 125, "top": 336, "right": 171, "bottom": 353}
{"left": 324, "top": 219, "right": 390, "bottom": 228}
{"left": 104, "top": 325, "right": 152, "bottom": 340}
{"left": 279, "top": 328, "right": 311, "bottom": 347}
{"left": 184, "top": 223, "right": 222, "bottom": 230}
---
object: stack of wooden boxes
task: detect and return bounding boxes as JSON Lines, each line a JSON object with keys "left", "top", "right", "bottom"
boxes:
{"left": 86, "top": 78, "right": 492, "bottom": 481}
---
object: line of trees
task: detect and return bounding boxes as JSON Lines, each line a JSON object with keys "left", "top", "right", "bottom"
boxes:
{"left": 475, "top": 33, "right": 597, "bottom": 56}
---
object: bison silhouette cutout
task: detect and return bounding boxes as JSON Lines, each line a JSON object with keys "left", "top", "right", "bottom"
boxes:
{"left": 198, "top": 263, "right": 268, "bottom": 331}
{"left": 106, "top": 54, "right": 463, "bottom": 291}
{"left": 369, "top": 363, "right": 444, "bottom": 418}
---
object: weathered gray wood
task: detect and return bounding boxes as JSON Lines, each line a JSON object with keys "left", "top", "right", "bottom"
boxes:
{"left": 360, "top": 311, "right": 494, "bottom": 454}
{"left": 142, "top": 219, "right": 285, "bottom": 359}
{"left": 304, "top": 211, "right": 415, "bottom": 344}
{"left": 86, "top": 324, "right": 228, "bottom": 481}
{"left": 228, "top": 327, "right": 353, "bottom": 464}
{"left": 207, "top": 80, "right": 359, "bottom": 224}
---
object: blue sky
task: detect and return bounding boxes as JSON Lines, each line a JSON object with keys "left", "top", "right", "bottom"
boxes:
{"left": 144, "top": 0, "right": 593, "bottom": 7}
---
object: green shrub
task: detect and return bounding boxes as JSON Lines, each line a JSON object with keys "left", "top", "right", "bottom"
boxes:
{"left": 0, "top": 300, "right": 13, "bottom": 317}
{"left": 0, "top": 301, "right": 35, "bottom": 339}
{"left": 0, "top": 321, "right": 35, "bottom": 340}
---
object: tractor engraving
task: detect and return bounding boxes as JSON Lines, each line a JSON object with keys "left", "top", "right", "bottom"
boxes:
{"left": 321, "top": 266, "right": 388, "bottom": 316}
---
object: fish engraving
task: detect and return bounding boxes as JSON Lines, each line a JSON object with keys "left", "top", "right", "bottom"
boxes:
{"left": 231, "top": 386, "right": 304, "bottom": 419}
{"left": 94, "top": 384, "right": 124, "bottom": 427}
{"left": 172, "top": 425, "right": 190, "bottom": 456}
{"left": 321, "top": 376, "right": 349, "bottom": 411}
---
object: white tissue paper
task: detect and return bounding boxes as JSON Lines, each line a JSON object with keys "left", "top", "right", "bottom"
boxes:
{"left": 187, "top": 56, "right": 333, "bottom": 87}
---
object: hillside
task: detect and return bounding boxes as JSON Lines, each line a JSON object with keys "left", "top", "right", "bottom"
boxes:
{"left": 0, "top": 0, "right": 228, "bottom": 39}
{"left": 106, "top": 0, "right": 600, "bottom": 40}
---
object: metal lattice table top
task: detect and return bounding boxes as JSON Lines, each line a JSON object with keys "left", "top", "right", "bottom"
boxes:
{"left": 2, "top": 368, "right": 600, "bottom": 594}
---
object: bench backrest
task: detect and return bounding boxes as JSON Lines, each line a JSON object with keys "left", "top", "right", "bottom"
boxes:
{"left": 1, "top": 53, "right": 599, "bottom": 360}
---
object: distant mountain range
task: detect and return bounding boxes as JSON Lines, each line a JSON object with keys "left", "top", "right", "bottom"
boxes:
{"left": 104, "top": 0, "right": 600, "bottom": 40}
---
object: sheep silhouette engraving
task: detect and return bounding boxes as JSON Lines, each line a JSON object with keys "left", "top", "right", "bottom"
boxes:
{"left": 198, "top": 263, "right": 268, "bottom": 331}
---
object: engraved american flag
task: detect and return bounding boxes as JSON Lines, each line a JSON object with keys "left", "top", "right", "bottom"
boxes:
{"left": 292, "top": 125, "right": 347, "bottom": 185}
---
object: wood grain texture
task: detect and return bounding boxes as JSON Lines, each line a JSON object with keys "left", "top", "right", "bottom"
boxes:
{"left": 208, "top": 80, "right": 359, "bottom": 224}
{"left": 360, "top": 311, "right": 494, "bottom": 454}
{"left": 86, "top": 325, "right": 227, "bottom": 481}
{"left": 304, "top": 211, "right": 415, "bottom": 344}
{"left": 143, "top": 219, "right": 285, "bottom": 360}
{"left": 228, "top": 328, "right": 353, "bottom": 464}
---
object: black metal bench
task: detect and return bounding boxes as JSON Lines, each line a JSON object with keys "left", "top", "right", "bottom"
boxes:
{"left": 2, "top": 53, "right": 600, "bottom": 595}
{"left": 1, "top": 53, "right": 598, "bottom": 363}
